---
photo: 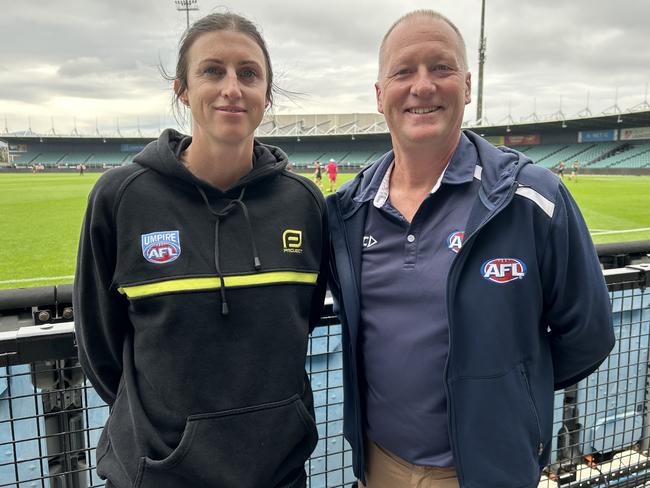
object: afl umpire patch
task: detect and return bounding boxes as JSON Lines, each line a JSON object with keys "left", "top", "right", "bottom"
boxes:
{"left": 141, "top": 230, "right": 181, "bottom": 264}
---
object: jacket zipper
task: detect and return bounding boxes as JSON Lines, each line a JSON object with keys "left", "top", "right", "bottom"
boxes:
{"left": 444, "top": 183, "right": 519, "bottom": 485}
{"left": 519, "top": 365, "right": 544, "bottom": 457}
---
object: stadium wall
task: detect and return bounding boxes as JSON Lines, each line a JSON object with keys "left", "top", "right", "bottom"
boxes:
{"left": 3, "top": 112, "right": 650, "bottom": 174}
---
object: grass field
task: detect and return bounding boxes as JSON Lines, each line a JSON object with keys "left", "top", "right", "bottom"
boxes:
{"left": 1, "top": 172, "right": 649, "bottom": 289}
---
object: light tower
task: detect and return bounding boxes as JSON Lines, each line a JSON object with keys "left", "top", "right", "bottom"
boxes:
{"left": 175, "top": 0, "right": 199, "bottom": 31}
{"left": 476, "top": 0, "right": 487, "bottom": 124}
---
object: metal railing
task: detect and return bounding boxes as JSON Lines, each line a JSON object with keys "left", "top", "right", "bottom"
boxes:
{"left": 1, "top": 264, "right": 650, "bottom": 487}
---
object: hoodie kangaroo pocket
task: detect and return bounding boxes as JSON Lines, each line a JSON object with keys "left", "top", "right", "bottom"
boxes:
{"left": 136, "top": 393, "right": 317, "bottom": 488}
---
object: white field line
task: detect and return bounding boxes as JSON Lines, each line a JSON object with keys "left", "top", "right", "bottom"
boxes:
{"left": 0, "top": 275, "right": 74, "bottom": 285}
{"left": 590, "top": 227, "right": 650, "bottom": 236}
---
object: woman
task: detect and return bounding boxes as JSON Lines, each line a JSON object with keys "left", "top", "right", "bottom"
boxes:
{"left": 74, "top": 12, "right": 327, "bottom": 488}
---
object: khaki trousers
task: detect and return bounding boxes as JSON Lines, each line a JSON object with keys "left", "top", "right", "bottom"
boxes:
{"left": 359, "top": 440, "right": 459, "bottom": 488}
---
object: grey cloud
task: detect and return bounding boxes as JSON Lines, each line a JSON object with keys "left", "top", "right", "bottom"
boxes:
{"left": 1, "top": 0, "right": 649, "bottom": 125}
{"left": 57, "top": 57, "right": 142, "bottom": 77}
{"left": 0, "top": 67, "right": 165, "bottom": 104}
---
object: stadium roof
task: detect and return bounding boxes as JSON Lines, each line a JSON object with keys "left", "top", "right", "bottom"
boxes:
{"left": 470, "top": 110, "right": 650, "bottom": 136}
{"left": 2, "top": 111, "right": 650, "bottom": 143}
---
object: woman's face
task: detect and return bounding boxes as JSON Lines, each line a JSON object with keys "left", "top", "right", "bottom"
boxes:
{"left": 179, "top": 30, "right": 268, "bottom": 147}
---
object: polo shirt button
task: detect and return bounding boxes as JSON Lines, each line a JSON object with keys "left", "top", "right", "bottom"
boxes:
{"left": 407, "top": 234, "right": 416, "bottom": 243}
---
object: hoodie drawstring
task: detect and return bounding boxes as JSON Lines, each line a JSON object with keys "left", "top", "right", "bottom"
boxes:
{"left": 195, "top": 185, "right": 262, "bottom": 315}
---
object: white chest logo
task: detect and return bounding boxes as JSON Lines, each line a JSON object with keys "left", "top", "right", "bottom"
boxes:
{"left": 363, "top": 235, "right": 378, "bottom": 249}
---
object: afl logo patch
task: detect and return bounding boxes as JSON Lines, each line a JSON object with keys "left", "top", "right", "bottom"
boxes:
{"left": 481, "top": 258, "right": 526, "bottom": 284}
{"left": 447, "top": 231, "right": 464, "bottom": 254}
{"left": 141, "top": 230, "right": 181, "bottom": 264}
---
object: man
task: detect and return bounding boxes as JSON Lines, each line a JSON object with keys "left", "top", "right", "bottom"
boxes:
{"left": 314, "top": 160, "right": 323, "bottom": 189}
{"left": 327, "top": 158, "right": 338, "bottom": 192}
{"left": 570, "top": 159, "right": 580, "bottom": 182}
{"left": 326, "top": 10, "right": 614, "bottom": 488}
{"left": 557, "top": 160, "right": 565, "bottom": 179}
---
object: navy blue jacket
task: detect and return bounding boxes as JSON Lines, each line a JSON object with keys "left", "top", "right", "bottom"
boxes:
{"left": 326, "top": 131, "right": 615, "bottom": 488}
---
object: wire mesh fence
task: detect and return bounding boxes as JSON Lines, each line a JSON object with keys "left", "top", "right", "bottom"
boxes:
{"left": 1, "top": 267, "right": 649, "bottom": 488}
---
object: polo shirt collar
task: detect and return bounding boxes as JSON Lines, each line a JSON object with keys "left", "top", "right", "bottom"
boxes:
{"left": 372, "top": 132, "right": 478, "bottom": 208}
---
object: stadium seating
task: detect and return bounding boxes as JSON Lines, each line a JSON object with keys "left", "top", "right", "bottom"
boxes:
{"left": 577, "top": 142, "right": 623, "bottom": 167}
{"left": 598, "top": 143, "right": 650, "bottom": 169}
{"left": 516, "top": 142, "right": 642, "bottom": 169}
{"left": 5, "top": 137, "right": 650, "bottom": 171}
{"left": 7, "top": 142, "right": 139, "bottom": 168}
{"left": 541, "top": 144, "right": 595, "bottom": 169}
{"left": 12, "top": 151, "right": 41, "bottom": 166}
{"left": 86, "top": 152, "right": 130, "bottom": 167}
{"left": 521, "top": 144, "right": 566, "bottom": 165}
{"left": 277, "top": 139, "right": 391, "bottom": 169}
{"left": 320, "top": 151, "right": 352, "bottom": 165}
{"left": 123, "top": 153, "right": 138, "bottom": 165}
{"left": 343, "top": 150, "right": 380, "bottom": 166}
{"left": 61, "top": 153, "right": 91, "bottom": 165}
{"left": 286, "top": 151, "right": 326, "bottom": 167}
{"left": 639, "top": 151, "right": 650, "bottom": 168}
{"left": 31, "top": 152, "right": 67, "bottom": 166}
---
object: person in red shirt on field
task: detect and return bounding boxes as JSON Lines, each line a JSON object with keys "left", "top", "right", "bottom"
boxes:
{"left": 327, "top": 158, "right": 338, "bottom": 192}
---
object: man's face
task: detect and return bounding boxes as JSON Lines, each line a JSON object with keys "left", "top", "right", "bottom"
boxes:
{"left": 376, "top": 16, "right": 471, "bottom": 151}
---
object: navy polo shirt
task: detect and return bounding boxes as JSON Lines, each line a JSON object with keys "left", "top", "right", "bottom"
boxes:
{"left": 359, "top": 133, "right": 481, "bottom": 467}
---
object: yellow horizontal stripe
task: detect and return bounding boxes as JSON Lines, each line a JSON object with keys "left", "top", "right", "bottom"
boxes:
{"left": 118, "top": 271, "right": 318, "bottom": 299}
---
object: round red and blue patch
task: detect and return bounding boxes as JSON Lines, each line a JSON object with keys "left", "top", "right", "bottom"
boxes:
{"left": 481, "top": 258, "right": 526, "bottom": 283}
{"left": 447, "top": 231, "right": 465, "bottom": 254}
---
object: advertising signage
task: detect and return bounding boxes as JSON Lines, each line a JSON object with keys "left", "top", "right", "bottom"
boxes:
{"left": 484, "top": 135, "right": 505, "bottom": 146}
{"left": 578, "top": 129, "right": 617, "bottom": 143}
{"left": 8, "top": 143, "right": 28, "bottom": 152}
{"left": 620, "top": 126, "right": 650, "bottom": 141}
{"left": 505, "top": 134, "right": 541, "bottom": 146}
{"left": 121, "top": 143, "right": 146, "bottom": 152}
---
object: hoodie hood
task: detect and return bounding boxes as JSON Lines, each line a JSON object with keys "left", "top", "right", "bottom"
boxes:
{"left": 132, "top": 128, "right": 291, "bottom": 315}
{"left": 132, "top": 128, "right": 289, "bottom": 192}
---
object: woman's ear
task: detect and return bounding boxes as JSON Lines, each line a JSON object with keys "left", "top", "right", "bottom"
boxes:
{"left": 174, "top": 79, "right": 189, "bottom": 106}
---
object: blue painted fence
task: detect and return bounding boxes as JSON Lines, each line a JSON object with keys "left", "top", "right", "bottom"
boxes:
{"left": 1, "top": 284, "right": 649, "bottom": 487}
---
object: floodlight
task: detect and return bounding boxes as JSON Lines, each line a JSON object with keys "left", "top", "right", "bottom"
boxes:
{"left": 175, "top": 0, "right": 199, "bottom": 31}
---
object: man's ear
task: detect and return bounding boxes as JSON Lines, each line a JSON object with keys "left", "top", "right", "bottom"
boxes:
{"left": 375, "top": 82, "right": 384, "bottom": 114}
{"left": 464, "top": 72, "right": 472, "bottom": 105}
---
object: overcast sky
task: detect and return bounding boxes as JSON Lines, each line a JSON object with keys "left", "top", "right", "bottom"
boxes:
{"left": 1, "top": 0, "right": 649, "bottom": 135}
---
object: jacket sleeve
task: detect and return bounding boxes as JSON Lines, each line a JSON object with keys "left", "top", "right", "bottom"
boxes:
{"left": 73, "top": 174, "right": 131, "bottom": 406}
{"left": 542, "top": 183, "right": 615, "bottom": 390}
{"left": 327, "top": 236, "right": 344, "bottom": 322}
{"left": 309, "top": 204, "right": 330, "bottom": 332}
{"left": 324, "top": 196, "right": 344, "bottom": 323}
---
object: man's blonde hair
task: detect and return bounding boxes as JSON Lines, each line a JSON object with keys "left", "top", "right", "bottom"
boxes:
{"left": 378, "top": 10, "right": 468, "bottom": 79}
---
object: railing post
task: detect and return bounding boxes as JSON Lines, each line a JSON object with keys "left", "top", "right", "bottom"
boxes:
{"left": 32, "top": 359, "right": 88, "bottom": 488}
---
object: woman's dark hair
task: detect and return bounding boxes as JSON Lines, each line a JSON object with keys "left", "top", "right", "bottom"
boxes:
{"left": 165, "top": 12, "right": 275, "bottom": 122}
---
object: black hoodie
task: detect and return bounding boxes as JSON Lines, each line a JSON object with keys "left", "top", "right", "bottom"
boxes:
{"left": 73, "top": 129, "right": 328, "bottom": 488}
